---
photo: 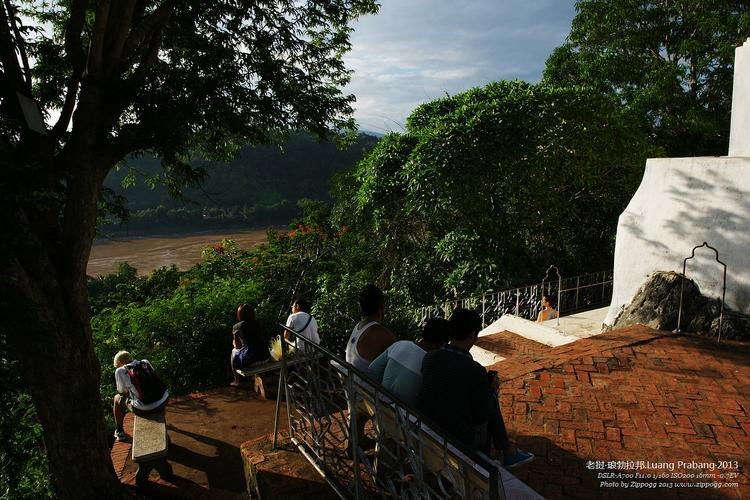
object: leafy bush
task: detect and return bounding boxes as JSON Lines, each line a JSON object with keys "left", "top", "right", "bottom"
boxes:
{"left": 0, "top": 335, "right": 53, "bottom": 500}
{"left": 334, "top": 81, "right": 655, "bottom": 300}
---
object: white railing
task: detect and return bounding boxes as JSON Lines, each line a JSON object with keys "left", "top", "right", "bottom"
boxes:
{"left": 413, "top": 270, "right": 613, "bottom": 327}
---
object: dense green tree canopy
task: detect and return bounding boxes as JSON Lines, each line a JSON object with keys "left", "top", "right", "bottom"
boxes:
{"left": 544, "top": 0, "right": 750, "bottom": 156}
{"left": 335, "top": 81, "right": 656, "bottom": 300}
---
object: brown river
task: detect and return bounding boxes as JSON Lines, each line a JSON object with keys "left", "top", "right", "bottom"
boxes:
{"left": 87, "top": 228, "right": 271, "bottom": 276}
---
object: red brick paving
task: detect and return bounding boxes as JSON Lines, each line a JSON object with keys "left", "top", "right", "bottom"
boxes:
{"left": 489, "top": 325, "right": 750, "bottom": 499}
{"left": 475, "top": 330, "right": 551, "bottom": 359}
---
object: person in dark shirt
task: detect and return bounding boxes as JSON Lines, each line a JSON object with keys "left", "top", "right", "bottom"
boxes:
{"left": 230, "top": 303, "right": 269, "bottom": 386}
{"left": 419, "top": 308, "right": 534, "bottom": 468}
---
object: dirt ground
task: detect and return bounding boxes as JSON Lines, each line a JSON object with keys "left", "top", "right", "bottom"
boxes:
{"left": 115, "top": 385, "right": 286, "bottom": 498}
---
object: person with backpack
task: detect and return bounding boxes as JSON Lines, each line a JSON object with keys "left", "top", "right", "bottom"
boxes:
{"left": 113, "top": 351, "right": 169, "bottom": 442}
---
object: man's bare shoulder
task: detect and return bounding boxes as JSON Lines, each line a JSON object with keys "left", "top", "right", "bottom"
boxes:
{"left": 368, "top": 323, "right": 396, "bottom": 341}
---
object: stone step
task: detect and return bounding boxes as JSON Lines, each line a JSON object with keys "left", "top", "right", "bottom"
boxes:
{"left": 241, "top": 433, "right": 333, "bottom": 499}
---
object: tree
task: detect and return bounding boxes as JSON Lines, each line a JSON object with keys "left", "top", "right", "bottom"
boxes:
{"left": 335, "top": 81, "right": 655, "bottom": 300}
{"left": 544, "top": 0, "right": 750, "bottom": 156}
{"left": 0, "top": 1, "right": 377, "bottom": 497}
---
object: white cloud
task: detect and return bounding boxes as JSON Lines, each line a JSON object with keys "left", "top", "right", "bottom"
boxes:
{"left": 344, "top": 0, "right": 576, "bottom": 133}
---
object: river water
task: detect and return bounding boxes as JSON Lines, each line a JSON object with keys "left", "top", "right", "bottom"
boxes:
{"left": 87, "top": 228, "right": 271, "bottom": 276}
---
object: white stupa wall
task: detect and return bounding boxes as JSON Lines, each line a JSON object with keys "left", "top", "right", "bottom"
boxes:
{"left": 603, "top": 157, "right": 750, "bottom": 325}
{"left": 604, "top": 39, "right": 750, "bottom": 326}
{"left": 730, "top": 38, "right": 750, "bottom": 156}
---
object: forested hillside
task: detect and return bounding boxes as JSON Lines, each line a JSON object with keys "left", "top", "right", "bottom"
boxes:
{"left": 100, "top": 132, "right": 379, "bottom": 234}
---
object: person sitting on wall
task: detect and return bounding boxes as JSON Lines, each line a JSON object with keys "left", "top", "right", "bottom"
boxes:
{"left": 536, "top": 293, "right": 559, "bottom": 323}
{"left": 344, "top": 284, "right": 396, "bottom": 451}
{"left": 419, "top": 308, "right": 534, "bottom": 468}
{"left": 346, "top": 284, "right": 396, "bottom": 370}
{"left": 283, "top": 298, "right": 320, "bottom": 354}
{"left": 113, "top": 351, "right": 169, "bottom": 442}
{"left": 368, "top": 317, "right": 450, "bottom": 407}
{"left": 230, "top": 303, "right": 269, "bottom": 386}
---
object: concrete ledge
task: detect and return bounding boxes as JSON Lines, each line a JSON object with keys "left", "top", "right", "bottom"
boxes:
{"left": 470, "top": 344, "right": 505, "bottom": 366}
{"left": 480, "top": 315, "right": 578, "bottom": 347}
{"left": 241, "top": 434, "right": 332, "bottom": 499}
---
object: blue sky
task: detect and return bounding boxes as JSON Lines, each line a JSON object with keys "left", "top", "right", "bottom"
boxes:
{"left": 343, "top": 0, "right": 577, "bottom": 134}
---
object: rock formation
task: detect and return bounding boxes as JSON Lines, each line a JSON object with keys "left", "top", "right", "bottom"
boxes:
{"left": 610, "top": 271, "right": 749, "bottom": 340}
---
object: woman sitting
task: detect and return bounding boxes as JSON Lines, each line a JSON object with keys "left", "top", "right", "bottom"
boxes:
{"left": 536, "top": 294, "right": 559, "bottom": 323}
{"left": 230, "top": 303, "right": 270, "bottom": 386}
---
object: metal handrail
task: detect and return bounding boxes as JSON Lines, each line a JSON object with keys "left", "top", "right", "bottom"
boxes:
{"left": 273, "top": 325, "right": 504, "bottom": 499}
{"left": 674, "top": 242, "right": 727, "bottom": 343}
{"left": 414, "top": 269, "right": 613, "bottom": 327}
{"left": 541, "top": 265, "right": 562, "bottom": 327}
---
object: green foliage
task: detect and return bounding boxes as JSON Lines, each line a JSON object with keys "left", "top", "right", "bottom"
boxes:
{"left": 88, "top": 263, "right": 182, "bottom": 315}
{"left": 91, "top": 259, "right": 261, "bottom": 397}
{"left": 0, "top": 336, "right": 53, "bottom": 500}
{"left": 544, "top": 0, "right": 750, "bottom": 156}
{"left": 335, "top": 81, "right": 655, "bottom": 301}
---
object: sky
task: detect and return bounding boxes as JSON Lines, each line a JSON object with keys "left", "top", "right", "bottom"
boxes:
{"left": 343, "top": 0, "right": 577, "bottom": 134}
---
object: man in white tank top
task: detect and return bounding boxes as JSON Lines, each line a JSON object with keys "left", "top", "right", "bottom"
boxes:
{"left": 344, "top": 284, "right": 396, "bottom": 452}
{"left": 345, "top": 284, "right": 396, "bottom": 370}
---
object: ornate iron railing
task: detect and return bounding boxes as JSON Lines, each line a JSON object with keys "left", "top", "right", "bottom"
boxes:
{"left": 413, "top": 269, "right": 613, "bottom": 327}
{"left": 272, "top": 330, "right": 505, "bottom": 499}
{"left": 674, "top": 242, "right": 727, "bottom": 343}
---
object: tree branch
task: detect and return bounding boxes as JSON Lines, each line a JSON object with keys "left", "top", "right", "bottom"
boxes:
{"left": 51, "top": 0, "right": 88, "bottom": 138}
{"left": 122, "top": 0, "right": 174, "bottom": 63}
{"left": 3, "top": 0, "right": 30, "bottom": 93}
{"left": 51, "top": 66, "right": 84, "bottom": 140}
{"left": 87, "top": 0, "right": 111, "bottom": 80}
{"left": 103, "top": 0, "right": 137, "bottom": 78}
{"left": 0, "top": 0, "right": 25, "bottom": 91}
{"left": 64, "top": 0, "right": 86, "bottom": 69}
{"left": 128, "top": 26, "right": 165, "bottom": 89}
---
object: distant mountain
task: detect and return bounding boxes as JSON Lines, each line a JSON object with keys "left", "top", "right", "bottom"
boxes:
{"left": 101, "top": 132, "right": 379, "bottom": 234}
{"left": 358, "top": 129, "right": 386, "bottom": 138}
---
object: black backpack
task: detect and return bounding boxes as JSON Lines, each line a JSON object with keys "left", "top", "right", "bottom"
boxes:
{"left": 125, "top": 360, "right": 167, "bottom": 405}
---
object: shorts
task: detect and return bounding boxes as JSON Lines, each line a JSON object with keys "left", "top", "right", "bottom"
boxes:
{"left": 114, "top": 393, "right": 168, "bottom": 415}
{"left": 114, "top": 393, "right": 133, "bottom": 412}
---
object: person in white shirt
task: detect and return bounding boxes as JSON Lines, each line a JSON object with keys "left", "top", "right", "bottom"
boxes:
{"left": 113, "top": 350, "right": 169, "bottom": 441}
{"left": 283, "top": 298, "right": 320, "bottom": 353}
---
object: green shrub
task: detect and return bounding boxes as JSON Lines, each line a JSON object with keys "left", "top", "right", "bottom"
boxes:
{"left": 0, "top": 335, "right": 53, "bottom": 500}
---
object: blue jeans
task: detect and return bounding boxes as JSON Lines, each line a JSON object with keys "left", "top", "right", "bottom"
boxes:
{"left": 471, "top": 391, "right": 510, "bottom": 452}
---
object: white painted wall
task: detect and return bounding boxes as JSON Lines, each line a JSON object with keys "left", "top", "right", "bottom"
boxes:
{"left": 730, "top": 39, "right": 750, "bottom": 157}
{"left": 604, "top": 157, "right": 750, "bottom": 326}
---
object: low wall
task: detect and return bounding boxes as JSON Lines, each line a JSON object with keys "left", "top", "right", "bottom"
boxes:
{"left": 604, "top": 156, "right": 750, "bottom": 326}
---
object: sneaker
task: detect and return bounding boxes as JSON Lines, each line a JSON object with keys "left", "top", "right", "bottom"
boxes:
{"left": 503, "top": 449, "right": 534, "bottom": 468}
{"left": 114, "top": 428, "right": 127, "bottom": 442}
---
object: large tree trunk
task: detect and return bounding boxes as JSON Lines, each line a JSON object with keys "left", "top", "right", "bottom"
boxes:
{"left": 7, "top": 279, "right": 122, "bottom": 498}
{"left": 2, "top": 143, "right": 124, "bottom": 498}
{"left": 5, "top": 245, "right": 123, "bottom": 499}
